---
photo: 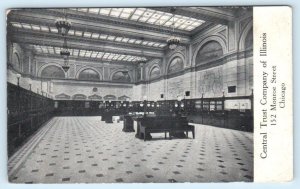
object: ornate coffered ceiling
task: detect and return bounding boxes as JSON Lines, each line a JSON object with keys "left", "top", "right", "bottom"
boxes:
{"left": 7, "top": 7, "right": 248, "bottom": 65}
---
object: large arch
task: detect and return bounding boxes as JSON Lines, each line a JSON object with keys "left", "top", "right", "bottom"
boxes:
{"left": 75, "top": 66, "right": 103, "bottom": 80}
{"left": 103, "top": 95, "right": 117, "bottom": 101}
{"left": 72, "top": 94, "right": 87, "bottom": 100}
{"left": 110, "top": 69, "right": 132, "bottom": 82}
{"left": 167, "top": 55, "right": 184, "bottom": 74}
{"left": 192, "top": 35, "right": 227, "bottom": 66}
{"left": 238, "top": 20, "right": 253, "bottom": 51}
{"left": 39, "top": 64, "right": 66, "bottom": 79}
{"left": 12, "top": 52, "right": 22, "bottom": 72}
{"left": 148, "top": 64, "right": 161, "bottom": 80}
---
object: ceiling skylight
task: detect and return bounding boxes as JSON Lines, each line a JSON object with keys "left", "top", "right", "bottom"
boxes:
{"left": 70, "top": 8, "right": 205, "bottom": 31}
{"left": 30, "top": 45, "right": 147, "bottom": 62}
{"left": 10, "top": 21, "right": 167, "bottom": 48}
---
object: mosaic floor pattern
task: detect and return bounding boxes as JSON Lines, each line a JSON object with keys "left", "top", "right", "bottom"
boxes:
{"left": 9, "top": 116, "right": 253, "bottom": 183}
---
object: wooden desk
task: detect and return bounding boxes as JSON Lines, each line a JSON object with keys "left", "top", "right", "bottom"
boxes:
{"left": 133, "top": 115, "right": 195, "bottom": 140}
{"left": 122, "top": 115, "right": 135, "bottom": 132}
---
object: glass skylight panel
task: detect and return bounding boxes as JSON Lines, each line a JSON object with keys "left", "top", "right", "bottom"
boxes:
{"left": 99, "top": 34, "right": 108, "bottom": 39}
{"left": 75, "top": 31, "right": 83, "bottom": 36}
{"left": 178, "top": 24, "right": 188, "bottom": 30}
{"left": 113, "top": 54, "right": 120, "bottom": 59}
{"left": 22, "top": 23, "right": 31, "bottom": 30}
{"left": 130, "top": 15, "right": 140, "bottom": 21}
{"left": 73, "top": 49, "right": 79, "bottom": 56}
{"left": 122, "top": 38, "right": 129, "bottom": 43}
{"left": 147, "top": 42, "right": 154, "bottom": 46}
{"left": 185, "top": 26, "right": 194, "bottom": 31}
{"left": 78, "top": 8, "right": 88, "bottom": 12}
{"left": 79, "top": 50, "right": 86, "bottom": 56}
{"left": 88, "top": 8, "right": 100, "bottom": 14}
{"left": 152, "top": 43, "right": 160, "bottom": 47}
{"left": 128, "top": 39, "right": 135, "bottom": 43}
{"left": 85, "top": 51, "right": 92, "bottom": 57}
{"left": 134, "top": 8, "right": 145, "bottom": 16}
{"left": 123, "top": 8, "right": 135, "bottom": 14}
{"left": 110, "top": 8, "right": 122, "bottom": 18}
{"left": 48, "top": 48, "right": 55, "bottom": 54}
{"left": 147, "top": 18, "right": 157, "bottom": 24}
{"left": 115, "top": 37, "right": 123, "bottom": 42}
{"left": 91, "top": 33, "right": 99, "bottom": 39}
{"left": 41, "top": 46, "right": 47, "bottom": 53}
{"left": 107, "top": 54, "right": 114, "bottom": 60}
{"left": 68, "top": 30, "right": 75, "bottom": 35}
{"left": 102, "top": 53, "right": 109, "bottom": 59}
{"left": 96, "top": 52, "right": 103, "bottom": 58}
{"left": 119, "top": 12, "right": 131, "bottom": 19}
{"left": 50, "top": 27, "right": 58, "bottom": 33}
{"left": 54, "top": 47, "right": 61, "bottom": 54}
{"left": 122, "top": 56, "right": 129, "bottom": 61}
{"left": 31, "top": 24, "right": 40, "bottom": 31}
{"left": 99, "top": 8, "right": 111, "bottom": 16}
{"left": 83, "top": 32, "right": 92, "bottom": 38}
{"left": 107, "top": 35, "right": 116, "bottom": 41}
{"left": 11, "top": 22, "right": 22, "bottom": 28}
{"left": 40, "top": 26, "right": 50, "bottom": 32}
{"left": 91, "top": 52, "right": 98, "bottom": 58}
{"left": 134, "top": 40, "right": 142, "bottom": 44}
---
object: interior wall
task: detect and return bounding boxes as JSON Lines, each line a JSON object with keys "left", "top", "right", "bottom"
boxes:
{"left": 138, "top": 15, "right": 253, "bottom": 101}
{"left": 7, "top": 15, "right": 253, "bottom": 103}
{"left": 52, "top": 81, "right": 134, "bottom": 100}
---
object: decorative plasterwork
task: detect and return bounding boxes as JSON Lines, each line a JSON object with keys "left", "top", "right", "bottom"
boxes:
{"left": 38, "top": 63, "right": 67, "bottom": 78}
{"left": 75, "top": 66, "right": 103, "bottom": 80}
{"left": 55, "top": 93, "right": 71, "bottom": 100}
{"left": 192, "top": 35, "right": 227, "bottom": 66}
{"left": 238, "top": 20, "right": 253, "bottom": 51}
{"left": 103, "top": 95, "right": 117, "bottom": 100}
{"left": 88, "top": 94, "right": 102, "bottom": 100}
{"left": 72, "top": 94, "right": 87, "bottom": 100}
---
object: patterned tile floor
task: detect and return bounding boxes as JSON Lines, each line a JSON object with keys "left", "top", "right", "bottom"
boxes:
{"left": 9, "top": 116, "right": 253, "bottom": 183}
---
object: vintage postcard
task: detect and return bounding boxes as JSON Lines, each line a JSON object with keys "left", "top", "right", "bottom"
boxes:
{"left": 6, "top": 6, "right": 292, "bottom": 183}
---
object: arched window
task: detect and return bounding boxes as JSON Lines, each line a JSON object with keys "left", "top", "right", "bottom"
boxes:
{"left": 149, "top": 66, "right": 160, "bottom": 79}
{"left": 12, "top": 53, "right": 21, "bottom": 71}
{"left": 168, "top": 57, "right": 184, "bottom": 74}
{"left": 195, "top": 41, "right": 223, "bottom": 64}
{"left": 72, "top": 94, "right": 87, "bottom": 100}
{"left": 245, "top": 28, "right": 253, "bottom": 50}
{"left": 78, "top": 69, "right": 100, "bottom": 81}
{"left": 112, "top": 71, "right": 131, "bottom": 82}
{"left": 41, "top": 65, "right": 65, "bottom": 79}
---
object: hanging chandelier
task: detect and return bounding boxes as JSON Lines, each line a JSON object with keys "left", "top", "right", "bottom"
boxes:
{"left": 167, "top": 8, "right": 181, "bottom": 50}
{"left": 139, "top": 37, "right": 147, "bottom": 64}
{"left": 55, "top": 9, "right": 71, "bottom": 36}
{"left": 167, "top": 36, "right": 180, "bottom": 50}
{"left": 55, "top": 9, "right": 71, "bottom": 72}
{"left": 60, "top": 38, "right": 70, "bottom": 72}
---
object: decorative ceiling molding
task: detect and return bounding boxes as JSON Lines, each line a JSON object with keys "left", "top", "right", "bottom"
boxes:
{"left": 11, "top": 35, "right": 164, "bottom": 59}
{"left": 8, "top": 10, "right": 191, "bottom": 43}
{"left": 151, "top": 7, "right": 235, "bottom": 25}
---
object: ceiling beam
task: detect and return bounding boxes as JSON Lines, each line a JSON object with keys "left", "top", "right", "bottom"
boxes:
{"left": 151, "top": 7, "right": 236, "bottom": 25}
{"left": 8, "top": 9, "right": 191, "bottom": 44}
{"left": 10, "top": 33, "right": 164, "bottom": 58}
{"left": 34, "top": 53, "right": 146, "bottom": 67}
{"left": 9, "top": 27, "right": 164, "bottom": 52}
